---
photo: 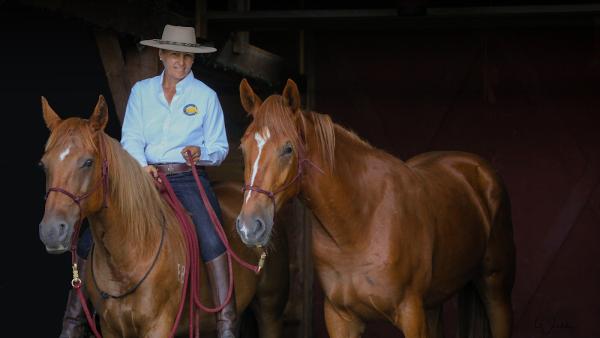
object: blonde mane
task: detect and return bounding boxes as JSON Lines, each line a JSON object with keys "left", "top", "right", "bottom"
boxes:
{"left": 246, "top": 95, "right": 373, "bottom": 174}
{"left": 47, "top": 119, "right": 172, "bottom": 256}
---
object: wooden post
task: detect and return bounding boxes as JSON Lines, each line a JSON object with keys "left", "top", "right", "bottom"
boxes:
{"left": 195, "top": 0, "right": 207, "bottom": 39}
{"left": 96, "top": 29, "right": 159, "bottom": 126}
{"left": 232, "top": 0, "right": 250, "bottom": 54}
{"left": 94, "top": 29, "right": 129, "bottom": 124}
{"left": 302, "top": 29, "right": 315, "bottom": 338}
{"left": 299, "top": 13, "right": 314, "bottom": 337}
{"left": 125, "top": 46, "right": 159, "bottom": 89}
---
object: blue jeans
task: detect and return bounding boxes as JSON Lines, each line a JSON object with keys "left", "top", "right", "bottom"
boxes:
{"left": 167, "top": 170, "right": 226, "bottom": 261}
{"left": 77, "top": 170, "right": 225, "bottom": 262}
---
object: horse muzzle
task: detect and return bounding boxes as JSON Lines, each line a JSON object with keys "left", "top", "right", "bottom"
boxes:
{"left": 236, "top": 212, "right": 273, "bottom": 247}
{"left": 39, "top": 216, "right": 74, "bottom": 254}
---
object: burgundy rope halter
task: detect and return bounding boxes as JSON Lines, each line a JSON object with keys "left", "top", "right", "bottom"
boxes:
{"left": 43, "top": 136, "right": 109, "bottom": 338}
{"left": 242, "top": 143, "right": 323, "bottom": 212}
{"left": 44, "top": 138, "right": 109, "bottom": 259}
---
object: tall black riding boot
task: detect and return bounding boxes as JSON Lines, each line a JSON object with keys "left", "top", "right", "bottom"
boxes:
{"left": 59, "top": 257, "right": 88, "bottom": 338}
{"left": 206, "top": 252, "right": 238, "bottom": 338}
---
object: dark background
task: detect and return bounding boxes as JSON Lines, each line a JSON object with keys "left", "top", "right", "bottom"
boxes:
{"left": 0, "top": 3, "right": 121, "bottom": 334}
{"left": 2, "top": 1, "right": 599, "bottom": 337}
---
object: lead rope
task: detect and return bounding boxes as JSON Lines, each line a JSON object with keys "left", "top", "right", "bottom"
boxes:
{"left": 161, "top": 153, "right": 264, "bottom": 338}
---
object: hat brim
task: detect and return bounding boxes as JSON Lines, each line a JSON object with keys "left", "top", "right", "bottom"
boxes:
{"left": 140, "top": 39, "right": 217, "bottom": 54}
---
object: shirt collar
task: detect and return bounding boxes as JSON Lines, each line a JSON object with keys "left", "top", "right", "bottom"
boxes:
{"left": 156, "top": 70, "right": 195, "bottom": 95}
{"left": 176, "top": 70, "right": 195, "bottom": 91}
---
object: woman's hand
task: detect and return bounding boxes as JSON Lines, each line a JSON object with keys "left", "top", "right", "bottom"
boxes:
{"left": 143, "top": 165, "right": 161, "bottom": 182}
{"left": 181, "top": 146, "right": 201, "bottom": 166}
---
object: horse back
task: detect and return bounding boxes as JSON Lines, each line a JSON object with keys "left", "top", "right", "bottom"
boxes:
{"left": 406, "top": 150, "right": 507, "bottom": 236}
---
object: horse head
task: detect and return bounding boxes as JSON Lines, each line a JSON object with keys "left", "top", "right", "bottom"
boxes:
{"left": 236, "top": 79, "right": 305, "bottom": 247}
{"left": 38, "top": 95, "right": 108, "bottom": 253}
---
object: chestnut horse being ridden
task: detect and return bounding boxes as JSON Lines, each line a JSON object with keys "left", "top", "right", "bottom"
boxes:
{"left": 235, "top": 79, "right": 515, "bottom": 338}
{"left": 38, "top": 96, "right": 288, "bottom": 337}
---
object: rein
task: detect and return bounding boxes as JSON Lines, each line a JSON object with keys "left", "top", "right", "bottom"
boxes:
{"left": 161, "top": 153, "right": 264, "bottom": 338}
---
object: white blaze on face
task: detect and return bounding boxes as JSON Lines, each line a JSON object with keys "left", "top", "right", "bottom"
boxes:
{"left": 245, "top": 128, "right": 271, "bottom": 203}
{"left": 59, "top": 145, "right": 71, "bottom": 161}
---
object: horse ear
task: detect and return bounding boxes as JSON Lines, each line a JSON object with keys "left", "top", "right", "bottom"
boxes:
{"left": 240, "top": 78, "right": 262, "bottom": 117}
{"left": 90, "top": 95, "right": 109, "bottom": 132}
{"left": 282, "top": 79, "right": 301, "bottom": 112}
{"left": 41, "top": 96, "right": 62, "bottom": 131}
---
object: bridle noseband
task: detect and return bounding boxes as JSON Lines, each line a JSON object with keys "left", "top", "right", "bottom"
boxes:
{"left": 44, "top": 136, "right": 166, "bottom": 302}
{"left": 242, "top": 144, "right": 323, "bottom": 212}
{"left": 45, "top": 161, "right": 109, "bottom": 210}
{"left": 44, "top": 138, "right": 109, "bottom": 261}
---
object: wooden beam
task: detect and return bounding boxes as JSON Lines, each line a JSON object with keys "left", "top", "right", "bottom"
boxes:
{"left": 301, "top": 31, "right": 315, "bottom": 338}
{"left": 231, "top": 0, "right": 250, "bottom": 54}
{"left": 207, "top": 4, "right": 600, "bottom": 20}
{"left": 195, "top": 0, "right": 207, "bottom": 39}
{"left": 95, "top": 29, "right": 129, "bottom": 125}
{"left": 205, "top": 5, "right": 600, "bottom": 31}
{"left": 125, "top": 46, "right": 159, "bottom": 89}
{"left": 19, "top": 1, "right": 600, "bottom": 35}
{"left": 302, "top": 206, "right": 314, "bottom": 338}
{"left": 18, "top": 0, "right": 169, "bottom": 38}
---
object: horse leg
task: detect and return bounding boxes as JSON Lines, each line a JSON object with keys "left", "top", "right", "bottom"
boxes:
{"left": 97, "top": 318, "right": 118, "bottom": 338}
{"left": 250, "top": 293, "right": 285, "bottom": 338}
{"left": 393, "top": 295, "right": 427, "bottom": 338}
{"left": 457, "top": 282, "right": 489, "bottom": 338}
{"left": 144, "top": 314, "right": 177, "bottom": 338}
{"left": 324, "top": 299, "right": 365, "bottom": 338}
{"left": 474, "top": 274, "right": 512, "bottom": 338}
{"left": 425, "top": 305, "right": 444, "bottom": 338}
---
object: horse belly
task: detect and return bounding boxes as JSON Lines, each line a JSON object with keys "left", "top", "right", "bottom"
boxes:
{"left": 425, "top": 216, "right": 488, "bottom": 306}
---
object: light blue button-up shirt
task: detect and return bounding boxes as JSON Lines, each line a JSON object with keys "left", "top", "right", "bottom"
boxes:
{"left": 121, "top": 71, "right": 229, "bottom": 167}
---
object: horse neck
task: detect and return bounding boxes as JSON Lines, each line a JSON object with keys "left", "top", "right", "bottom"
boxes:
{"left": 88, "top": 148, "right": 166, "bottom": 273}
{"left": 301, "top": 124, "right": 410, "bottom": 250}
{"left": 86, "top": 212, "right": 165, "bottom": 294}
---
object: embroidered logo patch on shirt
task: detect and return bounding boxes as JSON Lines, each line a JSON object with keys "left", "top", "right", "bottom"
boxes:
{"left": 183, "top": 104, "right": 198, "bottom": 116}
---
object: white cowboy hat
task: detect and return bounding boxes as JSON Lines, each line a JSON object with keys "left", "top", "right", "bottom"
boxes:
{"left": 139, "top": 24, "right": 216, "bottom": 54}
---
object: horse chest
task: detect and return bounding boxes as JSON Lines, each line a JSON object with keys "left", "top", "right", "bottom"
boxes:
{"left": 102, "top": 301, "right": 142, "bottom": 336}
{"left": 318, "top": 258, "right": 403, "bottom": 319}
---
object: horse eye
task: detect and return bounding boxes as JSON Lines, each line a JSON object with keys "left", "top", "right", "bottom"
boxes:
{"left": 82, "top": 159, "right": 94, "bottom": 168}
{"left": 281, "top": 144, "right": 293, "bottom": 156}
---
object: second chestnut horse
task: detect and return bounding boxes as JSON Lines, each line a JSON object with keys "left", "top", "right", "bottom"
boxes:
{"left": 235, "top": 79, "right": 515, "bottom": 338}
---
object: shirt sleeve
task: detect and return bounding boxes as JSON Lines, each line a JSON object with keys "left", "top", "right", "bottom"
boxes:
{"left": 120, "top": 83, "right": 147, "bottom": 167}
{"left": 199, "top": 91, "right": 229, "bottom": 166}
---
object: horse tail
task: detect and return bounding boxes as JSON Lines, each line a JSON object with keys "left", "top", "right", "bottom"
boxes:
{"left": 457, "top": 282, "right": 492, "bottom": 338}
{"left": 458, "top": 172, "right": 515, "bottom": 338}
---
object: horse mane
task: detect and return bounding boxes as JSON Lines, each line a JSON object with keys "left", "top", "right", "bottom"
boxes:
{"left": 47, "top": 118, "right": 170, "bottom": 256}
{"left": 249, "top": 95, "right": 373, "bottom": 174}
